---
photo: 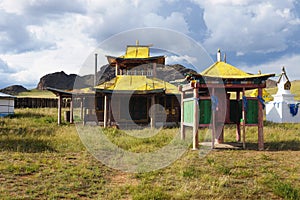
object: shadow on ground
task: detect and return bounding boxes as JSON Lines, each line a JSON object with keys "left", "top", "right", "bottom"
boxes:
{"left": 0, "top": 138, "right": 57, "bottom": 153}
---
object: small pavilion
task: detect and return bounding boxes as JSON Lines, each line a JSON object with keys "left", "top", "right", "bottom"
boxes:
{"left": 180, "top": 50, "right": 275, "bottom": 150}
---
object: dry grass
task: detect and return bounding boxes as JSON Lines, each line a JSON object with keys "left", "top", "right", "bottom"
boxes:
{"left": 0, "top": 108, "right": 299, "bottom": 199}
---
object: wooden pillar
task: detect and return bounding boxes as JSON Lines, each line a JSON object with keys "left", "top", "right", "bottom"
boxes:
{"left": 108, "top": 96, "right": 112, "bottom": 126}
{"left": 242, "top": 88, "right": 246, "bottom": 149}
{"left": 180, "top": 89, "right": 185, "bottom": 140}
{"left": 258, "top": 87, "right": 264, "bottom": 150}
{"left": 57, "top": 95, "right": 62, "bottom": 125}
{"left": 80, "top": 97, "right": 84, "bottom": 120}
{"left": 153, "top": 63, "right": 157, "bottom": 77}
{"left": 211, "top": 88, "right": 215, "bottom": 149}
{"left": 192, "top": 87, "right": 199, "bottom": 150}
{"left": 70, "top": 97, "right": 74, "bottom": 123}
{"left": 115, "top": 63, "right": 119, "bottom": 76}
{"left": 150, "top": 95, "right": 156, "bottom": 129}
{"left": 236, "top": 91, "right": 241, "bottom": 141}
{"left": 104, "top": 95, "right": 108, "bottom": 128}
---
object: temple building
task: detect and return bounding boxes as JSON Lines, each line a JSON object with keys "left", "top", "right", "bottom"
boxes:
{"left": 87, "top": 42, "right": 180, "bottom": 128}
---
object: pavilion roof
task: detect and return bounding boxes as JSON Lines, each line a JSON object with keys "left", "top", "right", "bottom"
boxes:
{"left": 200, "top": 61, "right": 274, "bottom": 79}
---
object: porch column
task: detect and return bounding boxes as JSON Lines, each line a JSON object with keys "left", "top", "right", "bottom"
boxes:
{"left": 211, "top": 88, "right": 216, "bottom": 149}
{"left": 57, "top": 95, "right": 62, "bottom": 125}
{"left": 192, "top": 87, "right": 199, "bottom": 150}
{"left": 258, "top": 87, "right": 264, "bottom": 150}
{"left": 70, "top": 97, "right": 74, "bottom": 123}
{"left": 236, "top": 91, "right": 241, "bottom": 141}
{"left": 115, "top": 63, "right": 119, "bottom": 76}
{"left": 242, "top": 88, "right": 246, "bottom": 149}
{"left": 108, "top": 96, "right": 112, "bottom": 126}
{"left": 104, "top": 94, "right": 108, "bottom": 128}
{"left": 80, "top": 97, "right": 83, "bottom": 120}
{"left": 150, "top": 95, "right": 156, "bottom": 128}
{"left": 180, "top": 87, "right": 185, "bottom": 140}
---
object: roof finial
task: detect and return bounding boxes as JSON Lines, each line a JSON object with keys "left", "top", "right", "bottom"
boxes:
{"left": 217, "top": 49, "right": 221, "bottom": 62}
{"left": 282, "top": 66, "right": 286, "bottom": 74}
{"left": 136, "top": 40, "right": 139, "bottom": 46}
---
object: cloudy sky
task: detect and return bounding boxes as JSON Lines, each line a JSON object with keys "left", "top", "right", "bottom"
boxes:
{"left": 0, "top": 0, "right": 300, "bottom": 89}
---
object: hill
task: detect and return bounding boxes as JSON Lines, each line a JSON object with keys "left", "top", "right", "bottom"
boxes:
{"left": 36, "top": 64, "right": 197, "bottom": 90}
{"left": 0, "top": 85, "right": 28, "bottom": 95}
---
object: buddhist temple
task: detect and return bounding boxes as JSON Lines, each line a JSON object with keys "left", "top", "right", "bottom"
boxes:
{"left": 94, "top": 42, "right": 180, "bottom": 128}
{"left": 180, "top": 49, "right": 275, "bottom": 150}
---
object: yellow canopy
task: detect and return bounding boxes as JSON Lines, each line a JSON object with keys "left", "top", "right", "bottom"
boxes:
{"left": 201, "top": 61, "right": 273, "bottom": 79}
{"left": 250, "top": 89, "right": 273, "bottom": 102}
{"left": 95, "top": 75, "right": 179, "bottom": 94}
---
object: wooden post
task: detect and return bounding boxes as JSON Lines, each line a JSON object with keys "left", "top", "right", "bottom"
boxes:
{"left": 80, "top": 97, "right": 84, "bottom": 120}
{"left": 211, "top": 88, "right": 215, "bottom": 149}
{"left": 57, "top": 95, "right": 62, "bottom": 125}
{"left": 104, "top": 95, "right": 108, "bottom": 128}
{"left": 70, "top": 97, "right": 74, "bottom": 123}
{"left": 236, "top": 91, "right": 241, "bottom": 141}
{"left": 242, "top": 88, "right": 246, "bottom": 149}
{"left": 115, "top": 63, "right": 119, "bottom": 76}
{"left": 192, "top": 87, "right": 199, "bottom": 150}
{"left": 180, "top": 89, "right": 185, "bottom": 140}
{"left": 150, "top": 95, "right": 156, "bottom": 128}
{"left": 258, "top": 87, "right": 264, "bottom": 150}
{"left": 108, "top": 96, "right": 112, "bottom": 126}
{"left": 153, "top": 63, "right": 157, "bottom": 77}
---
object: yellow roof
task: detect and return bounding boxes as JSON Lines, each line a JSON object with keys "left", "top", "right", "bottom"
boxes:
{"left": 95, "top": 75, "right": 179, "bottom": 94}
{"left": 201, "top": 61, "right": 273, "bottom": 79}
{"left": 121, "top": 46, "right": 149, "bottom": 58}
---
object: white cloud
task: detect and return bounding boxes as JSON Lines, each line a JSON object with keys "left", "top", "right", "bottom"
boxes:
{"left": 192, "top": 0, "right": 300, "bottom": 54}
{"left": 240, "top": 54, "right": 300, "bottom": 81}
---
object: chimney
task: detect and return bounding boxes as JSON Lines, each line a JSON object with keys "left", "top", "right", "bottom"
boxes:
{"left": 223, "top": 53, "right": 227, "bottom": 63}
{"left": 94, "top": 53, "right": 98, "bottom": 86}
{"left": 217, "top": 49, "right": 221, "bottom": 62}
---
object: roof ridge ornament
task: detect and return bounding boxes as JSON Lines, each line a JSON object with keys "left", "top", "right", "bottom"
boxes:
{"left": 217, "top": 48, "right": 221, "bottom": 62}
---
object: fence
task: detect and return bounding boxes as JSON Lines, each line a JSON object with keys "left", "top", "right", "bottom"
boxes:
{"left": 15, "top": 97, "right": 69, "bottom": 108}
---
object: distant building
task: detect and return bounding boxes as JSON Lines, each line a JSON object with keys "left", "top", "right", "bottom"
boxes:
{"left": 0, "top": 92, "right": 15, "bottom": 117}
{"left": 266, "top": 67, "right": 300, "bottom": 123}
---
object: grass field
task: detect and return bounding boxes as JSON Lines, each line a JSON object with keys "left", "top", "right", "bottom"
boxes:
{"left": 0, "top": 108, "right": 300, "bottom": 199}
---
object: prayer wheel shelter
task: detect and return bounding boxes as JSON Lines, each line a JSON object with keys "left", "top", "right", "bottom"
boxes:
{"left": 180, "top": 50, "right": 275, "bottom": 150}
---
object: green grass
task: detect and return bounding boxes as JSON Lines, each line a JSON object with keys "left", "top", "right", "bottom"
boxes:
{"left": 0, "top": 108, "right": 300, "bottom": 199}
{"left": 17, "top": 89, "right": 56, "bottom": 98}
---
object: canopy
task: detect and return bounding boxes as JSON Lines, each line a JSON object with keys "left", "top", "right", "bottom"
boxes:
{"left": 95, "top": 75, "right": 179, "bottom": 94}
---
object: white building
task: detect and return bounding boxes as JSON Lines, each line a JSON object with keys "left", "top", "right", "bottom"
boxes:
{"left": 266, "top": 67, "right": 300, "bottom": 123}
{"left": 0, "top": 92, "right": 15, "bottom": 117}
